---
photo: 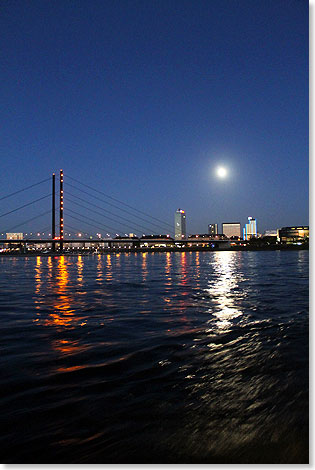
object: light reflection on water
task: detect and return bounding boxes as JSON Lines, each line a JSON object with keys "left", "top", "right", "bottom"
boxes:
{"left": 0, "top": 250, "right": 309, "bottom": 464}
{"left": 105, "top": 254, "right": 112, "bottom": 281}
{"left": 141, "top": 252, "right": 148, "bottom": 282}
{"left": 34, "top": 256, "right": 86, "bottom": 330}
{"left": 206, "top": 252, "right": 244, "bottom": 332}
{"left": 195, "top": 251, "right": 200, "bottom": 280}
{"left": 34, "top": 256, "right": 42, "bottom": 295}
{"left": 77, "top": 255, "right": 83, "bottom": 286}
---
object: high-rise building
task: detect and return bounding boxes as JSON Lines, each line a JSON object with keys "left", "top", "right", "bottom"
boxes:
{"left": 175, "top": 209, "right": 186, "bottom": 239}
{"left": 222, "top": 223, "right": 241, "bottom": 239}
{"left": 208, "top": 224, "right": 218, "bottom": 236}
{"left": 243, "top": 217, "right": 257, "bottom": 240}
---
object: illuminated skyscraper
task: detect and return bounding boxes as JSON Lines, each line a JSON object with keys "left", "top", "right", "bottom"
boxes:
{"left": 222, "top": 223, "right": 241, "bottom": 238}
{"left": 175, "top": 209, "right": 186, "bottom": 239}
{"left": 208, "top": 224, "right": 218, "bottom": 236}
{"left": 243, "top": 217, "right": 257, "bottom": 240}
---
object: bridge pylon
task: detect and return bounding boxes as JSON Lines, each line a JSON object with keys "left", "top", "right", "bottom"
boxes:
{"left": 52, "top": 173, "right": 56, "bottom": 252}
{"left": 60, "top": 169, "right": 64, "bottom": 251}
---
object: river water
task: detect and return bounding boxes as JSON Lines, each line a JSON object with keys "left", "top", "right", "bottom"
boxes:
{"left": 0, "top": 250, "right": 308, "bottom": 463}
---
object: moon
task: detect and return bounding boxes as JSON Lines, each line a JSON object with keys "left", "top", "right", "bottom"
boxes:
{"left": 216, "top": 166, "right": 228, "bottom": 178}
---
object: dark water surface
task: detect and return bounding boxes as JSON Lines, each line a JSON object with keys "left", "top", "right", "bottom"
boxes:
{"left": 0, "top": 250, "right": 309, "bottom": 463}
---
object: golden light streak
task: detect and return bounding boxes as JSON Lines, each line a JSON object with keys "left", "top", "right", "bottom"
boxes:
{"left": 141, "top": 252, "right": 148, "bottom": 281}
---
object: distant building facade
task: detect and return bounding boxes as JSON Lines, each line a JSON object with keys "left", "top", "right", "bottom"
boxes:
{"left": 278, "top": 226, "right": 309, "bottom": 244}
{"left": 243, "top": 217, "right": 257, "bottom": 240}
{"left": 222, "top": 223, "right": 241, "bottom": 239}
{"left": 208, "top": 224, "right": 218, "bottom": 236}
{"left": 6, "top": 233, "right": 23, "bottom": 240}
{"left": 174, "top": 209, "right": 186, "bottom": 239}
{"left": 264, "top": 230, "right": 277, "bottom": 237}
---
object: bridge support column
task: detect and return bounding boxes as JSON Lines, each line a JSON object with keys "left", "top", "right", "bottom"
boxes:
{"left": 60, "top": 169, "right": 64, "bottom": 252}
{"left": 52, "top": 173, "right": 56, "bottom": 252}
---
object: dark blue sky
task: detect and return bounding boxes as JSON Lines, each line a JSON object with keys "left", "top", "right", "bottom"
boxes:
{"left": 1, "top": 0, "right": 308, "bottom": 236}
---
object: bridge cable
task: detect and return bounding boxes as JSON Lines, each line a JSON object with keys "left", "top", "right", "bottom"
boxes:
{"left": 65, "top": 209, "right": 124, "bottom": 235}
{"left": 0, "top": 210, "right": 51, "bottom": 235}
{"left": 0, "top": 194, "right": 51, "bottom": 218}
{"left": 64, "top": 180, "right": 171, "bottom": 233}
{"left": 65, "top": 190, "right": 158, "bottom": 233}
{"left": 66, "top": 175, "right": 174, "bottom": 231}
{"left": 0, "top": 178, "right": 50, "bottom": 202}
{"left": 63, "top": 223, "right": 94, "bottom": 239}
{"left": 65, "top": 194, "right": 157, "bottom": 234}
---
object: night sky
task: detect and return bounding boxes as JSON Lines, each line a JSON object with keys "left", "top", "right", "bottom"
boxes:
{"left": 0, "top": 0, "right": 308, "bottom": 236}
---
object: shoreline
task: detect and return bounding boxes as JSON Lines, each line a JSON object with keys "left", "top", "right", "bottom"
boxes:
{"left": 0, "top": 245, "right": 308, "bottom": 257}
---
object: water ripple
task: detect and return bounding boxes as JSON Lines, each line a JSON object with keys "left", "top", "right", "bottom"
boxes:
{"left": 0, "top": 250, "right": 308, "bottom": 463}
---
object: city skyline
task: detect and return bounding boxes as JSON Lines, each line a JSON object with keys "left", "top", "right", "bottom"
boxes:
{"left": 0, "top": 204, "right": 306, "bottom": 239}
{"left": 0, "top": 178, "right": 308, "bottom": 239}
{"left": 0, "top": 165, "right": 308, "bottom": 238}
{"left": 1, "top": 1, "right": 308, "bottom": 235}
{"left": 0, "top": 182, "right": 306, "bottom": 239}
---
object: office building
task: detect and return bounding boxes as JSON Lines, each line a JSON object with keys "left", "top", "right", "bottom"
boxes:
{"left": 264, "top": 230, "right": 277, "bottom": 237}
{"left": 222, "top": 223, "right": 241, "bottom": 239}
{"left": 278, "top": 226, "right": 309, "bottom": 244}
{"left": 175, "top": 209, "right": 186, "bottom": 239}
{"left": 208, "top": 224, "right": 218, "bottom": 236}
{"left": 243, "top": 217, "right": 257, "bottom": 240}
{"left": 6, "top": 233, "right": 23, "bottom": 240}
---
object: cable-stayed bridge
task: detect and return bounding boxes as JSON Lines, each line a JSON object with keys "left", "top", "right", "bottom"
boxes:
{"left": 0, "top": 171, "right": 230, "bottom": 252}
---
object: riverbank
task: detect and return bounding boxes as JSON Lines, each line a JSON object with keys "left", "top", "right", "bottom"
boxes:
{"left": 0, "top": 244, "right": 308, "bottom": 256}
